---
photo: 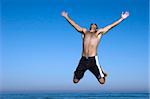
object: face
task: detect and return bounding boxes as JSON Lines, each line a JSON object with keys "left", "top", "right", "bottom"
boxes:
{"left": 90, "top": 24, "right": 97, "bottom": 30}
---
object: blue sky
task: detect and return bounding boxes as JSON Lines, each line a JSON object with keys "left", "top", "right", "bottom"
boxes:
{"left": 1, "top": 0, "right": 149, "bottom": 92}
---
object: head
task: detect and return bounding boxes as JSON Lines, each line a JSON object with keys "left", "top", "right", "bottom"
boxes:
{"left": 90, "top": 23, "right": 98, "bottom": 31}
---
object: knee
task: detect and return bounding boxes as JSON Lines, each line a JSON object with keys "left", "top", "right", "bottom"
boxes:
{"left": 98, "top": 77, "right": 105, "bottom": 84}
{"left": 73, "top": 78, "right": 80, "bottom": 84}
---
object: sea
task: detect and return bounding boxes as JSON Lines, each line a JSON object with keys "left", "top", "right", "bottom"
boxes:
{"left": 0, "top": 92, "right": 149, "bottom": 99}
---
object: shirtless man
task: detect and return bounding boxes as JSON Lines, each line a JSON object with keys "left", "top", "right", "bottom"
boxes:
{"left": 61, "top": 11, "right": 129, "bottom": 84}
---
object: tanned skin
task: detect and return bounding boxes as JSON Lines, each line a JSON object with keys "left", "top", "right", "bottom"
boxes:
{"left": 61, "top": 11, "right": 129, "bottom": 84}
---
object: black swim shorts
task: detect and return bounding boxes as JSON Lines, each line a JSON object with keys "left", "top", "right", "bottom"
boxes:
{"left": 74, "top": 56, "right": 103, "bottom": 80}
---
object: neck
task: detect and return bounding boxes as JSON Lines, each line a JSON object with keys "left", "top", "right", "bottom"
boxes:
{"left": 90, "top": 29, "right": 96, "bottom": 32}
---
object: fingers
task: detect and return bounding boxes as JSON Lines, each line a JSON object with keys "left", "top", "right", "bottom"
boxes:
{"left": 62, "top": 11, "right": 66, "bottom": 13}
{"left": 121, "top": 11, "right": 129, "bottom": 19}
{"left": 62, "top": 11, "right": 67, "bottom": 14}
{"left": 62, "top": 11, "right": 65, "bottom": 15}
{"left": 122, "top": 11, "right": 129, "bottom": 15}
{"left": 61, "top": 11, "right": 66, "bottom": 17}
{"left": 61, "top": 11, "right": 68, "bottom": 16}
{"left": 125, "top": 11, "right": 129, "bottom": 16}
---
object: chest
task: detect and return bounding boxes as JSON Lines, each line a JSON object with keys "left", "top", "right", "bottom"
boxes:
{"left": 83, "top": 33, "right": 99, "bottom": 41}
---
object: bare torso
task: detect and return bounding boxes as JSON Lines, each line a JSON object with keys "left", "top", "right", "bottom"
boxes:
{"left": 82, "top": 31, "right": 102, "bottom": 57}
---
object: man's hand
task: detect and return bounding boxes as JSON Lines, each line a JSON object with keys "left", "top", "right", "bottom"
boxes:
{"left": 121, "top": 11, "right": 129, "bottom": 19}
{"left": 61, "top": 11, "right": 68, "bottom": 18}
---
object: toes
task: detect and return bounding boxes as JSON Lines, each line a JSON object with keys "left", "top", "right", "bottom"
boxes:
{"left": 104, "top": 73, "right": 108, "bottom": 77}
{"left": 73, "top": 79, "right": 79, "bottom": 83}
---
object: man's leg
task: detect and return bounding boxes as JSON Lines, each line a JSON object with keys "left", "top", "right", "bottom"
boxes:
{"left": 73, "top": 57, "right": 87, "bottom": 84}
{"left": 89, "top": 56, "right": 107, "bottom": 84}
{"left": 73, "top": 66, "right": 86, "bottom": 83}
{"left": 89, "top": 65, "right": 106, "bottom": 84}
{"left": 95, "top": 56, "right": 107, "bottom": 78}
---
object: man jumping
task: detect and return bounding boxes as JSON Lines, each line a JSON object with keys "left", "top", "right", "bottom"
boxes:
{"left": 61, "top": 11, "right": 129, "bottom": 84}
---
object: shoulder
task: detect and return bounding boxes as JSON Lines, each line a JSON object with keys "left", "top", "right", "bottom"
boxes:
{"left": 96, "top": 28, "right": 104, "bottom": 35}
{"left": 82, "top": 28, "right": 87, "bottom": 34}
{"left": 81, "top": 29, "right": 88, "bottom": 38}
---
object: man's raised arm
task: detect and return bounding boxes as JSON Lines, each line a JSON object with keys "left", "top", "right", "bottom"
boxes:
{"left": 61, "top": 11, "right": 86, "bottom": 34}
{"left": 97, "top": 11, "right": 129, "bottom": 35}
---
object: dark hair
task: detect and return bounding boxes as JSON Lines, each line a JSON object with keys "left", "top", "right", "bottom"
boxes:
{"left": 90, "top": 23, "right": 98, "bottom": 30}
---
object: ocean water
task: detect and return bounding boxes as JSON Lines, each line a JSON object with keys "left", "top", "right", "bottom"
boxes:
{"left": 0, "top": 92, "right": 149, "bottom": 99}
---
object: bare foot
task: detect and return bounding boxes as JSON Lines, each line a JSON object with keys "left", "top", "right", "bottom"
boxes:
{"left": 73, "top": 78, "right": 79, "bottom": 83}
{"left": 73, "top": 75, "right": 80, "bottom": 83}
{"left": 99, "top": 71, "right": 108, "bottom": 84}
{"left": 99, "top": 77, "right": 105, "bottom": 84}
